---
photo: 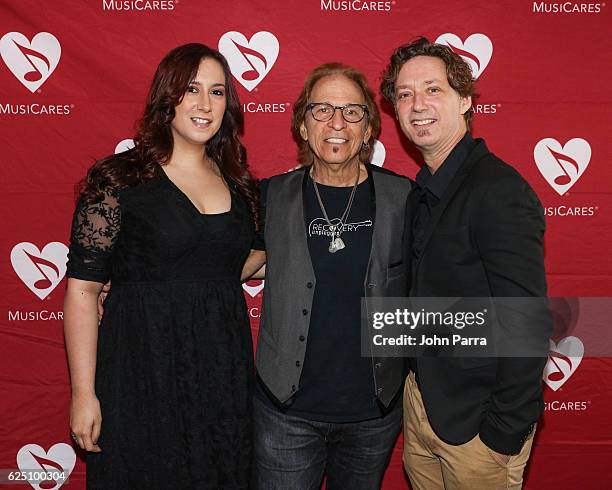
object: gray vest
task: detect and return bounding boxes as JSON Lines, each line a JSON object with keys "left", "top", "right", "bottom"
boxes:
{"left": 256, "top": 165, "right": 412, "bottom": 407}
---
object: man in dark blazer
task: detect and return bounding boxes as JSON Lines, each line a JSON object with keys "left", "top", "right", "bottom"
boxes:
{"left": 380, "top": 37, "right": 551, "bottom": 489}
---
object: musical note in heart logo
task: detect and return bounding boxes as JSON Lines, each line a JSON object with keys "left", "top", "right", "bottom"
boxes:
{"left": 14, "top": 42, "right": 51, "bottom": 82}
{"left": 0, "top": 32, "right": 61, "bottom": 92}
{"left": 435, "top": 33, "right": 492, "bottom": 78}
{"left": 534, "top": 138, "right": 591, "bottom": 195}
{"left": 547, "top": 148, "right": 578, "bottom": 186}
{"left": 30, "top": 452, "right": 64, "bottom": 489}
{"left": 231, "top": 41, "right": 268, "bottom": 82}
{"left": 11, "top": 242, "right": 68, "bottom": 300}
{"left": 16, "top": 443, "right": 75, "bottom": 490}
{"left": 23, "top": 251, "right": 60, "bottom": 290}
{"left": 546, "top": 351, "right": 572, "bottom": 383}
{"left": 543, "top": 336, "right": 584, "bottom": 391}
{"left": 218, "top": 31, "right": 279, "bottom": 91}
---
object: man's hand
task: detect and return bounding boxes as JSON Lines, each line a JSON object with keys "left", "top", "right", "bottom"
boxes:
{"left": 97, "top": 281, "right": 111, "bottom": 321}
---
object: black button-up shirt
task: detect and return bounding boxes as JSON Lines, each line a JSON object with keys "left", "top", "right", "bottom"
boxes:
{"left": 412, "top": 133, "right": 474, "bottom": 261}
{"left": 410, "top": 132, "right": 474, "bottom": 377}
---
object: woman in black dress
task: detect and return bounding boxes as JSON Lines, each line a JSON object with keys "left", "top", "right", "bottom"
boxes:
{"left": 63, "top": 43, "right": 258, "bottom": 489}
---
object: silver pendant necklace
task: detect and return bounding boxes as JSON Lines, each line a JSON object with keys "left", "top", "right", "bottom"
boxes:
{"left": 311, "top": 165, "right": 361, "bottom": 253}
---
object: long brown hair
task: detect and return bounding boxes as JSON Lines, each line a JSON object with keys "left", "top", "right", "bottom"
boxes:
{"left": 291, "top": 63, "right": 381, "bottom": 166}
{"left": 77, "top": 43, "right": 258, "bottom": 224}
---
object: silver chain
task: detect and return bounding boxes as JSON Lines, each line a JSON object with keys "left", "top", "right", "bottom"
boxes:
{"left": 311, "top": 165, "right": 361, "bottom": 250}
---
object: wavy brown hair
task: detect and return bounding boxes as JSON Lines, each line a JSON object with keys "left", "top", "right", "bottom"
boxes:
{"left": 77, "top": 43, "right": 258, "bottom": 225}
{"left": 380, "top": 37, "right": 475, "bottom": 130}
{"left": 291, "top": 63, "right": 381, "bottom": 166}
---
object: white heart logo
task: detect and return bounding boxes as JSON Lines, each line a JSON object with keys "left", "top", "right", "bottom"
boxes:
{"left": 534, "top": 138, "right": 591, "bottom": 195}
{"left": 11, "top": 242, "right": 68, "bottom": 300}
{"left": 435, "top": 33, "right": 492, "bottom": 79}
{"left": 218, "top": 31, "right": 279, "bottom": 91}
{"left": 0, "top": 32, "right": 61, "bottom": 92}
{"left": 16, "top": 443, "right": 75, "bottom": 490}
{"left": 371, "top": 140, "right": 386, "bottom": 167}
{"left": 115, "top": 138, "right": 135, "bottom": 154}
{"left": 243, "top": 280, "right": 265, "bottom": 298}
{"left": 543, "top": 336, "right": 584, "bottom": 391}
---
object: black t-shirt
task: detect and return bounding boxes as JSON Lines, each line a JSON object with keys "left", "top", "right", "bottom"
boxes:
{"left": 255, "top": 173, "right": 382, "bottom": 422}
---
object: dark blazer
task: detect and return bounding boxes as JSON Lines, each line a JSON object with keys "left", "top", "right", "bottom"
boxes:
{"left": 256, "top": 164, "right": 412, "bottom": 408}
{"left": 408, "top": 138, "right": 552, "bottom": 455}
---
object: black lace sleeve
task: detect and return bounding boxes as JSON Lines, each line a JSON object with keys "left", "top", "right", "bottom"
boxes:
{"left": 66, "top": 189, "right": 121, "bottom": 283}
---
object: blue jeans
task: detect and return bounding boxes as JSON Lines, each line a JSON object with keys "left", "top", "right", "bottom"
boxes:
{"left": 253, "top": 395, "right": 402, "bottom": 490}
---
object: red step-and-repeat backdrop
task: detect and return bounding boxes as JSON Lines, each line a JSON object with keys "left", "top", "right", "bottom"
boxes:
{"left": 1, "top": 0, "right": 611, "bottom": 488}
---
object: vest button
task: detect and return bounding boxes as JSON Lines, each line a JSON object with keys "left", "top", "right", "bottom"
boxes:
{"left": 306, "top": 282, "right": 313, "bottom": 288}
{"left": 291, "top": 385, "right": 296, "bottom": 392}
{"left": 302, "top": 309, "right": 308, "bottom": 315}
{"left": 299, "top": 335, "right": 305, "bottom": 341}
{"left": 296, "top": 361, "right": 301, "bottom": 367}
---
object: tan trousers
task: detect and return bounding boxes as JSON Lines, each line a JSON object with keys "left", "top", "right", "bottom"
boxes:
{"left": 403, "top": 373, "right": 535, "bottom": 490}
